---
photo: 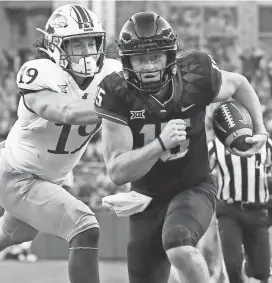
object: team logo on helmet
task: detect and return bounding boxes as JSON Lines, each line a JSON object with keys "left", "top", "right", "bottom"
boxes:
{"left": 49, "top": 13, "right": 68, "bottom": 28}
{"left": 46, "top": 13, "right": 68, "bottom": 34}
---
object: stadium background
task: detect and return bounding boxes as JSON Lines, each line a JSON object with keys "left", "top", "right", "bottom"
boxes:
{"left": 0, "top": 0, "right": 272, "bottom": 280}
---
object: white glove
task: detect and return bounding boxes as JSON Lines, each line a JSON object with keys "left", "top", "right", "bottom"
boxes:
{"left": 102, "top": 191, "right": 152, "bottom": 217}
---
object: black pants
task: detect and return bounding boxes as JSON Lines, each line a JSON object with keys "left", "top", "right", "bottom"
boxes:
{"left": 216, "top": 202, "right": 270, "bottom": 283}
{"left": 127, "top": 176, "right": 217, "bottom": 283}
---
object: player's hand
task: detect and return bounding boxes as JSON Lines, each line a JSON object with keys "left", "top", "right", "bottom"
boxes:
{"left": 227, "top": 133, "right": 267, "bottom": 157}
{"left": 159, "top": 119, "right": 187, "bottom": 150}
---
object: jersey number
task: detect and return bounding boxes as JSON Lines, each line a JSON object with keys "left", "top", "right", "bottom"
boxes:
{"left": 140, "top": 119, "right": 191, "bottom": 162}
{"left": 95, "top": 87, "right": 105, "bottom": 107}
{"left": 18, "top": 67, "right": 38, "bottom": 84}
{"left": 47, "top": 123, "right": 100, "bottom": 154}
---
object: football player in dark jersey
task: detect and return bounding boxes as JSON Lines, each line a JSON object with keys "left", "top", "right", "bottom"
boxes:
{"left": 94, "top": 12, "right": 268, "bottom": 283}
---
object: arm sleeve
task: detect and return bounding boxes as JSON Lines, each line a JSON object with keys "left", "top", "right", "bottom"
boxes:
{"left": 94, "top": 78, "right": 129, "bottom": 126}
{"left": 16, "top": 59, "right": 65, "bottom": 113}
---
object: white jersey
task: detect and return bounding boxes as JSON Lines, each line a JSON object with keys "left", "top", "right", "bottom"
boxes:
{"left": 3, "top": 58, "right": 122, "bottom": 183}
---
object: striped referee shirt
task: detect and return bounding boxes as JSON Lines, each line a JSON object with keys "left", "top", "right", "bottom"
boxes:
{"left": 208, "top": 138, "right": 272, "bottom": 204}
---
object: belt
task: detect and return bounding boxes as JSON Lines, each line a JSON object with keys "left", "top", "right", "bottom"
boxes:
{"left": 223, "top": 199, "right": 267, "bottom": 210}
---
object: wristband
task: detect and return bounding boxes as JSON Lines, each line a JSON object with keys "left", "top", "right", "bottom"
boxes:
{"left": 157, "top": 136, "right": 166, "bottom": 152}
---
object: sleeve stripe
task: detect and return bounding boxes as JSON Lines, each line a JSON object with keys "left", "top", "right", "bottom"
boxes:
{"left": 208, "top": 141, "right": 215, "bottom": 157}
{"left": 207, "top": 53, "right": 223, "bottom": 103}
{"left": 19, "top": 88, "right": 41, "bottom": 95}
{"left": 95, "top": 110, "right": 128, "bottom": 126}
{"left": 20, "top": 91, "right": 36, "bottom": 114}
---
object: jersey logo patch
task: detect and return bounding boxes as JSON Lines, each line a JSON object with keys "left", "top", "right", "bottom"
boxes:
{"left": 130, "top": 110, "right": 145, "bottom": 120}
{"left": 58, "top": 84, "right": 68, "bottom": 94}
{"left": 181, "top": 103, "right": 195, "bottom": 112}
{"left": 82, "top": 93, "right": 89, "bottom": 99}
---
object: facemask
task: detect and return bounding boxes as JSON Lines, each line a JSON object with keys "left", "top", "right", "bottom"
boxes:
{"left": 70, "top": 56, "right": 98, "bottom": 77}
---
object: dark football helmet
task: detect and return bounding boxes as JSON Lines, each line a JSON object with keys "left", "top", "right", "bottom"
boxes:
{"left": 117, "top": 12, "right": 178, "bottom": 93}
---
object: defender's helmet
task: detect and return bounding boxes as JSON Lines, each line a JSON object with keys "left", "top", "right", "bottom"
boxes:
{"left": 117, "top": 12, "right": 178, "bottom": 92}
{"left": 37, "top": 4, "right": 106, "bottom": 77}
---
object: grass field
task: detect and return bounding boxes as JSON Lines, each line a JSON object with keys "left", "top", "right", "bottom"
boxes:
{"left": 0, "top": 260, "right": 129, "bottom": 283}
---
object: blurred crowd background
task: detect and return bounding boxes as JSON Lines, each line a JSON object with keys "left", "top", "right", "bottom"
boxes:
{"left": 0, "top": 0, "right": 272, "bottom": 212}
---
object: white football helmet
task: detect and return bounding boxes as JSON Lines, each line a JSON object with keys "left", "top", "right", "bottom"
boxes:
{"left": 37, "top": 4, "right": 106, "bottom": 77}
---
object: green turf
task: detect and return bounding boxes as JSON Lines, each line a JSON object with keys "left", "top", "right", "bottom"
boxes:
{"left": 0, "top": 260, "right": 128, "bottom": 283}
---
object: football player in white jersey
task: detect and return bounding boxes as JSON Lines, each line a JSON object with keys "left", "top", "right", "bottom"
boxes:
{"left": 0, "top": 4, "right": 121, "bottom": 283}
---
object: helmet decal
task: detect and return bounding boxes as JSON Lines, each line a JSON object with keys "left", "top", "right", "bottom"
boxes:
{"left": 49, "top": 13, "right": 68, "bottom": 29}
{"left": 71, "top": 5, "right": 94, "bottom": 30}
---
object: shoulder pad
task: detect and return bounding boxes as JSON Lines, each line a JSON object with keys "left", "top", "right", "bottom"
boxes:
{"left": 95, "top": 72, "right": 129, "bottom": 125}
{"left": 16, "top": 59, "right": 64, "bottom": 92}
{"left": 177, "top": 51, "right": 222, "bottom": 106}
{"left": 100, "top": 71, "right": 127, "bottom": 94}
{"left": 177, "top": 50, "right": 211, "bottom": 65}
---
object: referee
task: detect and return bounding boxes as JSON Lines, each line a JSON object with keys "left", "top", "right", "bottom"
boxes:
{"left": 209, "top": 137, "right": 272, "bottom": 283}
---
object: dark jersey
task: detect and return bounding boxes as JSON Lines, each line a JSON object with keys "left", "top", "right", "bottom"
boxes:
{"left": 95, "top": 51, "right": 222, "bottom": 197}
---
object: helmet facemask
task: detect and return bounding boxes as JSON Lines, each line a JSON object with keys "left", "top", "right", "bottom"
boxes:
{"left": 61, "top": 34, "right": 105, "bottom": 77}
{"left": 121, "top": 50, "right": 177, "bottom": 93}
{"left": 37, "top": 29, "right": 106, "bottom": 78}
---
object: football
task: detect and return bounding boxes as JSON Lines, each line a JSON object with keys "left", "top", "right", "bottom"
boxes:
{"left": 212, "top": 100, "right": 253, "bottom": 151}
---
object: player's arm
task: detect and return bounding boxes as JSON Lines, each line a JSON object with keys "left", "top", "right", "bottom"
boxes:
{"left": 101, "top": 119, "right": 163, "bottom": 186}
{"left": 213, "top": 70, "right": 267, "bottom": 157}
{"left": 214, "top": 70, "right": 266, "bottom": 134}
{"left": 96, "top": 76, "right": 186, "bottom": 185}
{"left": 23, "top": 89, "right": 100, "bottom": 125}
{"left": 102, "top": 118, "right": 186, "bottom": 185}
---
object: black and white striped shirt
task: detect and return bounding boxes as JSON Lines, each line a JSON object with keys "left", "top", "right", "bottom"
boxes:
{"left": 208, "top": 138, "right": 272, "bottom": 204}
